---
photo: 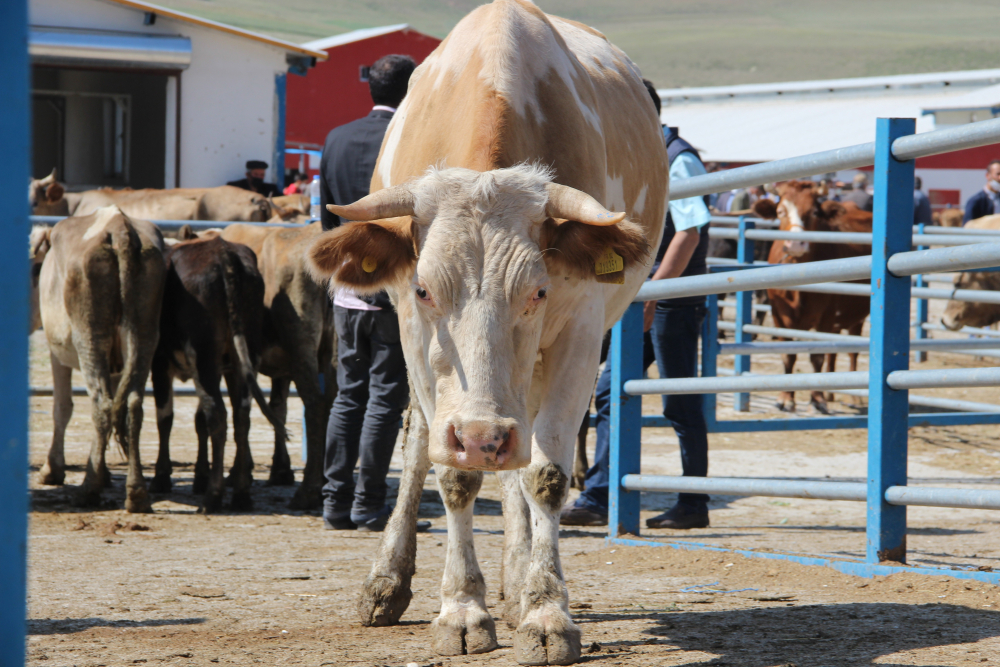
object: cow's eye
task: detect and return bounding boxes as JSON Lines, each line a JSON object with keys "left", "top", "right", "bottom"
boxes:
{"left": 416, "top": 286, "right": 430, "bottom": 301}
{"left": 533, "top": 287, "right": 547, "bottom": 302}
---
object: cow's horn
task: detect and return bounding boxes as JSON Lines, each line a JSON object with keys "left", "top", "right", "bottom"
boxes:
{"left": 38, "top": 169, "right": 56, "bottom": 186}
{"left": 326, "top": 185, "right": 415, "bottom": 221}
{"left": 545, "top": 183, "right": 626, "bottom": 226}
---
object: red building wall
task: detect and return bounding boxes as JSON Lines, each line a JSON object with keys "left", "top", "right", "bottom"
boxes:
{"left": 285, "top": 28, "right": 440, "bottom": 174}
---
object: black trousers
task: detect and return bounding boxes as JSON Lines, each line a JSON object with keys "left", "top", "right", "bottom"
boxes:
{"left": 323, "top": 305, "right": 409, "bottom": 522}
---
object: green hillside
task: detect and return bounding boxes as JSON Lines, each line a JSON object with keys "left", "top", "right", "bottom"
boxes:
{"left": 154, "top": 0, "right": 1000, "bottom": 87}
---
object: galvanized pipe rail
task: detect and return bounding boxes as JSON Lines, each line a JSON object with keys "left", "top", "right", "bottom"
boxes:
{"left": 610, "top": 116, "right": 1000, "bottom": 585}
{"left": 709, "top": 226, "right": 1000, "bottom": 247}
{"left": 30, "top": 215, "right": 301, "bottom": 231}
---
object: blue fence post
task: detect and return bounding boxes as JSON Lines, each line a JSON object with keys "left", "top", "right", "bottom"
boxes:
{"left": 273, "top": 72, "right": 287, "bottom": 192}
{"left": 733, "top": 216, "right": 755, "bottom": 411}
{"left": 609, "top": 302, "right": 643, "bottom": 537}
{"left": 867, "top": 118, "right": 915, "bottom": 565}
{"left": 702, "top": 294, "right": 719, "bottom": 431}
{"left": 913, "top": 222, "right": 928, "bottom": 364}
{"left": 0, "top": 1, "right": 30, "bottom": 664}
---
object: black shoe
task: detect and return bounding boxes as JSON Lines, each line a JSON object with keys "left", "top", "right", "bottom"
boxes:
{"left": 560, "top": 504, "right": 608, "bottom": 527}
{"left": 323, "top": 514, "right": 357, "bottom": 530}
{"left": 416, "top": 520, "right": 432, "bottom": 533}
{"left": 645, "top": 505, "right": 709, "bottom": 530}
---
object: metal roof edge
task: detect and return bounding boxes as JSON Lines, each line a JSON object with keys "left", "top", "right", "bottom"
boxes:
{"left": 101, "top": 0, "right": 328, "bottom": 60}
{"left": 659, "top": 69, "right": 1000, "bottom": 102}
{"left": 302, "top": 24, "right": 418, "bottom": 51}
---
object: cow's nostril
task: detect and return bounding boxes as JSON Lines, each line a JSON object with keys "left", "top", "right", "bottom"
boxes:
{"left": 448, "top": 424, "right": 465, "bottom": 453}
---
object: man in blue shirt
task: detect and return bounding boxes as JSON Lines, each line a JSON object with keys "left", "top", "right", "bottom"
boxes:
{"left": 560, "top": 79, "right": 712, "bottom": 530}
{"left": 963, "top": 160, "right": 1000, "bottom": 223}
{"left": 913, "top": 176, "right": 932, "bottom": 225}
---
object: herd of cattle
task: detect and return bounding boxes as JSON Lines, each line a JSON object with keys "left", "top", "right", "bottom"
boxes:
{"left": 29, "top": 174, "right": 333, "bottom": 513}
{"left": 22, "top": 1, "right": 1000, "bottom": 664}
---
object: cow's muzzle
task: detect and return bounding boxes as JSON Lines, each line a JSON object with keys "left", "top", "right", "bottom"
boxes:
{"left": 445, "top": 419, "right": 520, "bottom": 470}
{"left": 783, "top": 239, "right": 809, "bottom": 257}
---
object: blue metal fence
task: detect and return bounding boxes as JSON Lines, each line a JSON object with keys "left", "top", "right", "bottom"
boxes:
{"left": 1, "top": 2, "right": 30, "bottom": 664}
{"left": 607, "top": 115, "right": 1000, "bottom": 584}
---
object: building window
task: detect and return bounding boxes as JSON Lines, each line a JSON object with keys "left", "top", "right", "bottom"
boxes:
{"left": 359, "top": 65, "right": 370, "bottom": 82}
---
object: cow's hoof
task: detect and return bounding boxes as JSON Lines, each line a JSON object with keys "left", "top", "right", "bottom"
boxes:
{"left": 229, "top": 491, "right": 253, "bottom": 512}
{"left": 810, "top": 399, "right": 831, "bottom": 415}
{"left": 101, "top": 466, "right": 114, "bottom": 488}
{"left": 432, "top": 607, "right": 497, "bottom": 656}
{"left": 288, "top": 485, "right": 322, "bottom": 510}
{"left": 199, "top": 494, "right": 224, "bottom": 515}
{"left": 268, "top": 468, "right": 296, "bottom": 486}
{"left": 38, "top": 464, "right": 65, "bottom": 486}
{"left": 71, "top": 487, "right": 103, "bottom": 508}
{"left": 775, "top": 400, "right": 795, "bottom": 413}
{"left": 515, "top": 613, "right": 581, "bottom": 665}
{"left": 148, "top": 475, "right": 172, "bottom": 494}
{"left": 192, "top": 475, "right": 209, "bottom": 495}
{"left": 125, "top": 487, "right": 153, "bottom": 514}
{"left": 359, "top": 574, "right": 412, "bottom": 627}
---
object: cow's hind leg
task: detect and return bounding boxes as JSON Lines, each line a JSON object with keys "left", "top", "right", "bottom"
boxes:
{"left": 289, "top": 370, "right": 326, "bottom": 508}
{"left": 431, "top": 465, "right": 497, "bottom": 656}
{"left": 194, "top": 376, "right": 227, "bottom": 513}
{"left": 267, "top": 376, "right": 294, "bottom": 486}
{"left": 359, "top": 401, "right": 431, "bottom": 626}
{"left": 808, "top": 353, "right": 830, "bottom": 413}
{"left": 776, "top": 351, "right": 797, "bottom": 412}
{"left": 226, "top": 371, "right": 254, "bottom": 511}
{"left": 150, "top": 356, "right": 174, "bottom": 493}
{"left": 39, "top": 353, "right": 73, "bottom": 485}
{"left": 74, "top": 372, "right": 114, "bottom": 508}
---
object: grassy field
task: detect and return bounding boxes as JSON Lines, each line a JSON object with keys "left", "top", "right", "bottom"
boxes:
{"left": 155, "top": 0, "right": 1000, "bottom": 87}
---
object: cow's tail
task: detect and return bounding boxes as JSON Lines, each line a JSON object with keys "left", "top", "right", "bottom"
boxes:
{"left": 110, "top": 215, "right": 145, "bottom": 458}
{"left": 220, "top": 248, "right": 288, "bottom": 442}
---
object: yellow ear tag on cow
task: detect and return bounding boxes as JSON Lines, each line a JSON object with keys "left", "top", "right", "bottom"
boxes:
{"left": 595, "top": 247, "right": 625, "bottom": 285}
{"left": 362, "top": 256, "right": 378, "bottom": 273}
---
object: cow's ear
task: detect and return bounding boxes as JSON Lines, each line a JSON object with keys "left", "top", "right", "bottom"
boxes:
{"left": 753, "top": 199, "right": 778, "bottom": 220}
{"left": 540, "top": 217, "right": 649, "bottom": 279}
{"left": 46, "top": 181, "right": 64, "bottom": 203}
{"left": 308, "top": 217, "right": 417, "bottom": 293}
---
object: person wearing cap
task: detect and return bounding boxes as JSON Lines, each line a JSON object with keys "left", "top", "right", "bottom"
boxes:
{"left": 227, "top": 160, "right": 280, "bottom": 197}
{"left": 843, "top": 173, "right": 873, "bottom": 212}
{"left": 963, "top": 159, "right": 1000, "bottom": 223}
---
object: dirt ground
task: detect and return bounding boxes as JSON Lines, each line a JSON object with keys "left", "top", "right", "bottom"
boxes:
{"left": 25, "top": 306, "right": 1000, "bottom": 667}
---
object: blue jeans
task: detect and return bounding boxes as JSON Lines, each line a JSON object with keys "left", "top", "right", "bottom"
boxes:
{"left": 575, "top": 304, "right": 709, "bottom": 513}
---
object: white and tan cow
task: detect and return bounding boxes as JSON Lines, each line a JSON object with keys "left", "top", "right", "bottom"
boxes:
{"left": 942, "top": 214, "right": 1000, "bottom": 330}
{"left": 72, "top": 185, "right": 272, "bottom": 222}
{"left": 307, "top": 1, "right": 667, "bottom": 664}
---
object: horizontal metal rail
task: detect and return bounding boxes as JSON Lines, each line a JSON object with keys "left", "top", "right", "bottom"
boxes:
{"left": 29, "top": 215, "right": 300, "bottom": 231}
{"left": 718, "top": 299, "right": 772, "bottom": 313}
{"left": 922, "top": 225, "right": 1000, "bottom": 237}
{"left": 921, "top": 322, "right": 1000, "bottom": 338}
{"left": 669, "top": 117, "right": 1000, "bottom": 200}
{"left": 636, "top": 243, "right": 1000, "bottom": 303}
{"left": 709, "top": 227, "right": 1000, "bottom": 247}
{"left": 833, "top": 389, "right": 1000, "bottom": 414}
{"left": 709, "top": 215, "right": 779, "bottom": 228}
{"left": 625, "top": 366, "right": 1000, "bottom": 396}
{"left": 717, "top": 322, "right": 866, "bottom": 342}
{"left": 718, "top": 337, "right": 1000, "bottom": 356}
{"left": 621, "top": 475, "right": 1000, "bottom": 510}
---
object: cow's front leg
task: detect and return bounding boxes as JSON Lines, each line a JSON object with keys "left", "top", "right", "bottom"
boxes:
{"left": 431, "top": 465, "right": 497, "bottom": 656}
{"left": 498, "top": 468, "right": 532, "bottom": 628}
{"left": 359, "top": 400, "right": 431, "bottom": 626}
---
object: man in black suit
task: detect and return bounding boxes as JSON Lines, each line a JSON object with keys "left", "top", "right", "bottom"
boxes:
{"left": 963, "top": 159, "right": 1000, "bottom": 224}
{"left": 227, "top": 160, "right": 280, "bottom": 197}
{"left": 319, "top": 54, "right": 427, "bottom": 533}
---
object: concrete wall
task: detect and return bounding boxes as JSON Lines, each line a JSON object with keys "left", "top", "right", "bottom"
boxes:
{"left": 30, "top": 0, "right": 289, "bottom": 188}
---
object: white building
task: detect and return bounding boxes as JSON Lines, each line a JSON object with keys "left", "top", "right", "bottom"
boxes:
{"left": 658, "top": 70, "right": 1000, "bottom": 211}
{"left": 28, "top": 0, "right": 326, "bottom": 190}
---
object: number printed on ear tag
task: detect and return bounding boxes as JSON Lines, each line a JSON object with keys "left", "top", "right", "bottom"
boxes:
{"left": 362, "top": 256, "right": 378, "bottom": 273}
{"left": 595, "top": 247, "right": 624, "bottom": 284}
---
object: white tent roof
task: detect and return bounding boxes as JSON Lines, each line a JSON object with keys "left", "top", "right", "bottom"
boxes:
{"left": 658, "top": 69, "right": 1000, "bottom": 164}
{"left": 303, "top": 24, "right": 411, "bottom": 52}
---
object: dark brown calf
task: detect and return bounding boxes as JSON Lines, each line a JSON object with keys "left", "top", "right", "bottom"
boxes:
{"left": 754, "top": 182, "right": 872, "bottom": 413}
{"left": 150, "top": 235, "right": 285, "bottom": 512}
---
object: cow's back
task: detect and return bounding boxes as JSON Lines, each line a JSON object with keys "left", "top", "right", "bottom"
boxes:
{"left": 373, "top": 0, "right": 667, "bottom": 330}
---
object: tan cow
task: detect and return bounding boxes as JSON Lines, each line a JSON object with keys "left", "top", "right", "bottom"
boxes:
{"left": 36, "top": 206, "right": 166, "bottom": 512}
{"left": 933, "top": 208, "right": 964, "bottom": 228}
{"left": 942, "top": 214, "right": 1000, "bottom": 330}
{"left": 72, "top": 185, "right": 272, "bottom": 222}
{"left": 220, "top": 222, "right": 336, "bottom": 509}
{"left": 29, "top": 170, "right": 69, "bottom": 217}
{"left": 308, "top": 1, "right": 667, "bottom": 663}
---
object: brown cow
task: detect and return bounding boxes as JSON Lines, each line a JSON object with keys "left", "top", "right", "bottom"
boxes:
{"left": 753, "top": 182, "right": 871, "bottom": 413}
{"left": 36, "top": 206, "right": 166, "bottom": 511}
{"left": 942, "top": 214, "right": 1000, "bottom": 330}
{"left": 933, "top": 208, "right": 964, "bottom": 228}
{"left": 149, "top": 235, "right": 286, "bottom": 512}
{"left": 221, "top": 222, "right": 336, "bottom": 509}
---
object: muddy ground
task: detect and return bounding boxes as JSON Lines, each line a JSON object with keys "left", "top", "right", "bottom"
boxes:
{"left": 25, "top": 312, "right": 1000, "bottom": 666}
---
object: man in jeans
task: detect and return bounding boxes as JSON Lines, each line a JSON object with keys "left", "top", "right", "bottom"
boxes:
{"left": 560, "top": 79, "right": 712, "bottom": 530}
{"left": 319, "top": 54, "right": 428, "bottom": 532}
